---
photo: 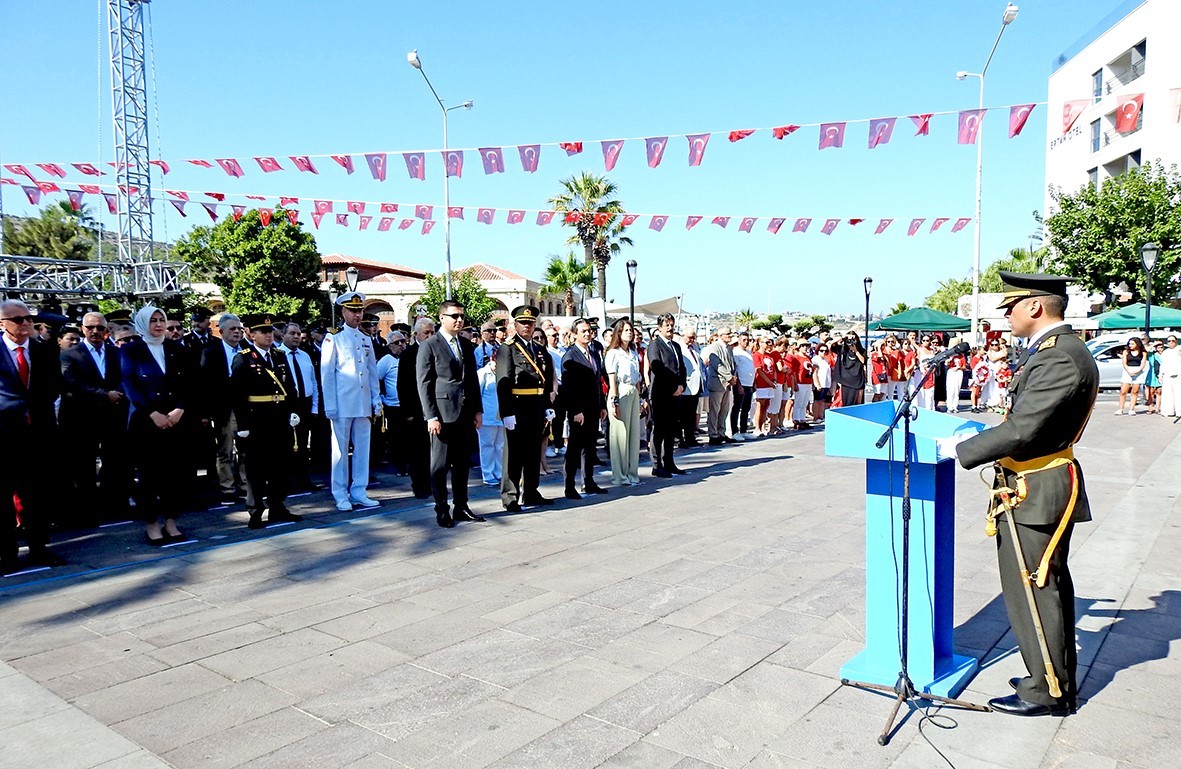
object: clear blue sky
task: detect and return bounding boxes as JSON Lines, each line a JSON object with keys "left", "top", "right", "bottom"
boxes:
{"left": 0, "top": 0, "right": 1123, "bottom": 315}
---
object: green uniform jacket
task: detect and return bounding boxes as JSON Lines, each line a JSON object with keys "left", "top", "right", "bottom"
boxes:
{"left": 957, "top": 325, "right": 1098, "bottom": 526}
{"left": 230, "top": 347, "right": 295, "bottom": 434}
{"left": 495, "top": 336, "right": 554, "bottom": 420}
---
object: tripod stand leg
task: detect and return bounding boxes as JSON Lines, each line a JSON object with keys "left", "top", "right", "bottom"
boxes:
{"left": 878, "top": 692, "right": 906, "bottom": 745}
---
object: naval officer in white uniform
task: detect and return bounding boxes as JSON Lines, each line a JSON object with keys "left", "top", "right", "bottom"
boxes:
{"left": 320, "top": 292, "right": 382, "bottom": 511}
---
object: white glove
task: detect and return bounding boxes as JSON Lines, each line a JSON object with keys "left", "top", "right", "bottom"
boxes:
{"left": 236, "top": 430, "right": 250, "bottom": 438}
{"left": 289, "top": 413, "right": 301, "bottom": 428}
{"left": 544, "top": 409, "right": 556, "bottom": 422}
{"left": 935, "top": 432, "right": 973, "bottom": 460}
{"left": 503, "top": 415, "right": 517, "bottom": 431}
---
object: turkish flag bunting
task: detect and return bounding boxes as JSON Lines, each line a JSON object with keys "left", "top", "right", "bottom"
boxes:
{"left": 686, "top": 133, "right": 710, "bottom": 166}
{"left": 149, "top": 159, "right": 170, "bottom": 174}
{"left": 290, "top": 155, "right": 318, "bottom": 174}
{"left": 1115, "top": 94, "right": 1144, "bottom": 133}
{"left": 821, "top": 218, "right": 839, "bottom": 235}
{"left": 255, "top": 156, "right": 283, "bottom": 173}
{"left": 559, "top": 142, "right": 583, "bottom": 156}
{"left": 957, "top": 110, "right": 986, "bottom": 144}
{"left": 772, "top": 125, "right": 800, "bottom": 140}
{"left": 448, "top": 206, "right": 464, "bottom": 219}
{"left": 165, "top": 190, "right": 189, "bottom": 201}
{"left": 875, "top": 218, "right": 893, "bottom": 234}
{"left": 728, "top": 129, "right": 756, "bottom": 142}
{"left": 479, "top": 147, "right": 505, "bottom": 175}
{"left": 280, "top": 196, "right": 299, "bottom": 206}
{"left": 66, "top": 189, "right": 85, "bottom": 210}
{"left": 314, "top": 200, "right": 333, "bottom": 214}
{"left": 205, "top": 192, "right": 226, "bottom": 201}
{"left": 767, "top": 217, "right": 786, "bottom": 234}
{"left": 311, "top": 211, "right": 324, "bottom": 228}
{"left": 202, "top": 203, "right": 219, "bottom": 221}
{"left": 593, "top": 212, "right": 613, "bottom": 227}
{"left": 187, "top": 159, "right": 214, "bottom": 168}
{"left": 36, "top": 181, "right": 60, "bottom": 193}
{"left": 216, "top": 158, "right": 245, "bottom": 177}
{"left": 443, "top": 150, "right": 464, "bottom": 178}
{"left": 930, "top": 217, "right": 950, "bottom": 232}
{"left": 286, "top": 209, "right": 298, "bottom": 226}
{"left": 686, "top": 216, "right": 703, "bottom": 230}
{"left": 378, "top": 217, "right": 393, "bottom": 232}
{"left": 36, "top": 163, "right": 67, "bottom": 178}
{"left": 907, "top": 114, "right": 931, "bottom": 136}
{"left": 0, "top": 177, "right": 14, "bottom": 185}
{"left": 951, "top": 217, "right": 971, "bottom": 233}
{"left": 335, "top": 213, "right": 348, "bottom": 226}
{"left": 621, "top": 214, "right": 638, "bottom": 226}
{"left": 649, "top": 215, "right": 668, "bottom": 231}
{"left": 792, "top": 218, "right": 811, "bottom": 233}
{"left": 507, "top": 210, "right": 525, "bottom": 224}
{"left": 818, "top": 123, "right": 846, "bottom": 150}
{"left": 72, "top": 163, "right": 102, "bottom": 176}
{"left": 645, "top": 137, "right": 668, "bottom": 168}
{"left": 260, "top": 208, "right": 274, "bottom": 226}
{"left": 380, "top": 202, "right": 398, "bottom": 213}
{"left": 536, "top": 211, "right": 556, "bottom": 225}
{"left": 739, "top": 217, "right": 756, "bottom": 233}
{"left": 348, "top": 201, "right": 366, "bottom": 215}
{"left": 331, "top": 155, "right": 355, "bottom": 174}
{"left": 398, "top": 219, "right": 413, "bottom": 230}
{"left": 79, "top": 184, "right": 101, "bottom": 194}
{"left": 907, "top": 218, "right": 925, "bottom": 236}
{"left": 1009, "top": 104, "right": 1036, "bottom": 137}
{"left": 169, "top": 199, "right": 187, "bottom": 217}
{"left": 477, "top": 208, "right": 495, "bottom": 224}
{"left": 359, "top": 215, "right": 372, "bottom": 230}
{"left": 1062, "top": 100, "right": 1089, "bottom": 133}
{"left": 518, "top": 145, "right": 541, "bottom": 173}
{"left": 564, "top": 211, "right": 581, "bottom": 224}
{"left": 867, "top": 117, "right": 896, "bottom": 149}
{"left": 848, "top": 218, "right": 865, "bottom": 226}
{"left": 601, "top": 140, "right": 624, "bottom": 171}
{"left": 404, "top": 152, "right": 426, "bottom": 180}
{"left": 415, "top": 204, "right": 433, "bottom": 220}
{"left": 103, "top": 193, "right": 117, "bottom": 214}
{"left": 712, "top": 216, "right": 730, "bottom": 229}
{"left": 245, "top": 195, "right": 267, "bottom": 200}
{"left": 422, "top": 220, "right": 435, "bottom": 235}
{"left": 4, "top": 164, "right": 36, "bottom": 180}
{"left": 365, "top": 153, "right": 387, "bottom": 181}
{"left": 231, "top": 204, "right": 245, "bottom": 221}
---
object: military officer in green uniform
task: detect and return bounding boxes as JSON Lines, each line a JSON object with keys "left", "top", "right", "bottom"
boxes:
{"left": 496, "top": 305, "right": 556, "bottom": 512}
{"left": 942, "top": 271, "right": 1097, "bottom": 717}
{"left": 231, "top": 313, "right": 304, "bottom": 530}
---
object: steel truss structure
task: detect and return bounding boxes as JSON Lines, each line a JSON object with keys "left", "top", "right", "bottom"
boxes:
{"left": 0, "top": 253, "right": 189, "bottom": 300}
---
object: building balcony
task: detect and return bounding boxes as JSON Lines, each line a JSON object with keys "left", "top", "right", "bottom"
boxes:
{"left": 1102, "top": 113, "right": 1143, "bottom": 147}
{"left": 1104, "top": 57, "right": 1145, "bottom": 93}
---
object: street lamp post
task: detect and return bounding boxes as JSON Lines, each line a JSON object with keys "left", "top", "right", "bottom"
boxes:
{"left": 408, "top": 49, "right": 472, "bottom": 302}
{"left": 328, "top": 289, "right": 338, "bottom": 328}
{"left": 345, "top": 265, "right": 359, "bottom": 293}
{"left": 863, "top": 276, "right": 873, "bottom": 347}
{"left": 1141, "top": 242, "right": 1159, "bottom": 339}
{"left": 626, "top": 259, "right": 638, "bottom": 327}
{"left": 957, "top": 2, "right": 1019, "bottom": 345}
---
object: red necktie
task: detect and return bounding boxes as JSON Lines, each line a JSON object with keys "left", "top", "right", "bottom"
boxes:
{"left": 15, "top": 345, "right": 30, "bottom": 388}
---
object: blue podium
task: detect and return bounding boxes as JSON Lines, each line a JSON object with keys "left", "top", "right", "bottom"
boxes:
{"left": 825, "top": 401, "right": 985, "bottom": 698}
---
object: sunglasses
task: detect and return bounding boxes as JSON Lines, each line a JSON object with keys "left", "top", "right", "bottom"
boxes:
{"left": 83, "top": 324, "right": 108, "bottom": 331}
{"left": 441, "top": 313, "right": 465, "bottom": 320}
{"left": 2, "top": 315, "right": 35, "bottom": 324}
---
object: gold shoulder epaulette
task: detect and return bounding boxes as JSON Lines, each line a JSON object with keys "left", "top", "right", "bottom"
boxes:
{"left": 329, "top": 328, "right": 342, "bottom": 335}
{"left": 238, "top": 348, "right": 252, "bottom": 355}
{"left": 1039, "top": 335, "right": 1058, "bottom": 350}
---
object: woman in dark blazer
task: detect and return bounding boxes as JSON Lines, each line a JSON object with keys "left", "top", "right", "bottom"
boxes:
{"left": 121, "top": 306, "right": 193, "bottom": 544}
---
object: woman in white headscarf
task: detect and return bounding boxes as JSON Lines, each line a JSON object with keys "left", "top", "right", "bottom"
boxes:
{"left": 121, "top": 306, "right": 193, "bottom": 545}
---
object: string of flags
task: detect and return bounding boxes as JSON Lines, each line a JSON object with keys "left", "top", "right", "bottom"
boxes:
{"left": 0, "top": 177, "right": 970, "bottom": 237}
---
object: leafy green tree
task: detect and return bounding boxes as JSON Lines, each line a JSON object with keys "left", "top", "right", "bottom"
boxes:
{"left": 1046, "top": 162, "right": 1181, "bottom": 301}
{"left": 541, "top": 252, "right": 594, "bottom": 316}
{"left": 2, "top": 203, "right": 96, "bottom": 260}
{"left": 171, "top": 207, "right": 324, "bottom": 322}
{"left": 734, "top": 308, "right": 757, "bottom": 329}
{"left": 548, "top": 172, "right": 631, "bottom": 301}
{"left": 751, "top": 313, "right": 783, "bottom": 331}
{"left": 925, "top": 247, "right": 1049, "bottom": 312}
{"left": 418, "top": 269, "right": 498, "bottom": 328}
{"left": 791, "top": 314, "right": 833, "bottom": 335}
{"left": 889, "top": 302, "right": 910, "bottom": 316}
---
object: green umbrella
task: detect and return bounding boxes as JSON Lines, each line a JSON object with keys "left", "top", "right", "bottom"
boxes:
{"left": 1090, "top": 303, "right": 1181, "bottom": 330}
{"left": 868, "top": 307, "right": 971, "bottom": 332}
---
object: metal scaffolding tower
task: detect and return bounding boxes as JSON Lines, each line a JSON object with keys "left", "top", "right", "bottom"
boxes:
{"left": 108, "top": 0, "right": 154, "bottom": 266}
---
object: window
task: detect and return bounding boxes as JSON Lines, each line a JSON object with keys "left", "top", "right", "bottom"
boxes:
{"left": 1092, "top": 70, "right": 1103, "bottom": 102}
{"left": 1090, "top": 120, "right": 1101, "bottom": 153}
{"left": 1087, "top": 168, "right": 1099, "bottom": 187}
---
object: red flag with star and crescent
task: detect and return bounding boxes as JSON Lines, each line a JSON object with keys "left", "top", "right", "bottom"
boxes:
{"left": 1115, "top": 94, "right": 1144, "bottom": 133}
{"left": 37, "top": 163, "right": 68, "bottom": 178}
{"left": 314, "top": 200, "right": 333, "bottom": 215}
{"left": 517, "top": 145, "right": 540, "bottom": 173}
{"left": 649, "top": 215, "right": 668, "bottom": 232}
{"left": 216, "top": 158, "right": 245, "bottom": 177}
{"left": 365, "top": 153, "right": 387, "bottom": 181}
{"left": 72, "top": 163, "right": 102, "bottom": 176}
{"left": 398, "top": 219, "right": 413, "bottom": 230}
{"left": 951, "top": 217, "right": 971, "bottom": 233}
{"left": 348, "top": 201, "right": 365, "bottom": 215}
{"left": 559, "top": 142, "right": 583, "bottom": 156}
{"left": 1009, "top": 104, "right": 1035, "bottom": 138}
{"left": 712, "top": 216, "right": 730, "bottom": 229}
{"left": 415, "top": 204, "right": 433, "bottom": 220}
{"left": 821, "top": 218, "right": 839, "bottom": 235}
{"left": 380, "top": 203, "right": 398, "bottom": 214}
{"left": 645, "top": 137, "right": 668, "bottom": 168}
{"left": 686, "top": 216, "right": 703, "bottom": 230}
{"left": 202, "top": 203, "right": 219, "bottom": 222}
{"left": 255, "top": 157, "right": 283, "bottom": 173}
{"left": 957, "top": 110, "right": 986, "bottom": 144}
{"left": 290, "top": 155, "right": 318, "bottom": 174}
{"left": 331, "top": 155, "right": 355, "bottom": 174}
{"left": 867, "top": 118, "right": 896, "bottom": 149}
{"left": 66, "top": 189, "right": 85, "bottom": 211}
{"left": 335, "top": 214, "right": 348, "bottom": 227}
{"left": 232, "top": 205, "right": 246, "bottom": 222}
{"left": 280, "top": 196, "right": 299, "bottom": 207}
{"left": 1062, "top": 100, "right": 1089, "bottom": 133}
{"left": 378, "top": 217, "right": 393, "bottom": 232}
{"left": 909, "top": 114, "right": 933, "bottom": 136}
{"left": 772, "top": 125, "right": 800, "bottom": 140}
{"left": 686, "top": 134, "right": 710, "bottom": 166}
{"left": 601, "top": 140, "right": 624, "bottom": 171}
{"left": 930, "top": 217, "right": 950, "bottom": 232}
{"left": 404, "top": 152, "right": 425, "bottom": 180}
{"left": 536, "top": 211, "right": 556, "bottom": 225}
{"left": 359, "top": 215, "right": 372, "bottom": 230}
{"left": 793, "top": 218, "right": 811, "bottom": 233}
{"left": 477, "top": 208, "right": 495, "bottom": 224}
{"left": 507, "top": 210, "right": 525, "bottom": 224}
{"left": 908, "top": 218, "right": 926, "bottom": 236}
{"left": 480, "top": 147, "right": 505, "bottom": 175}
{"left": 767, "top": 217, "right": 786, "bottom": 234}
{"left": 728, "top": 129, "right": 755, "bottom": 142}
{"left": 422, "top": 221, "right": 435, "bottom": 235}
{"left": 447, "top": 206, "right": 464, "bottom": 219}
{"left": 818, "top": 123, "right": 846, "bottom": 149}
{"left": 443, "top": 150, "right": 464, "bottom": 178}
{"left": 739, "top": 217, "right": 756, "bottom": 233}
{"left": 875, "top": 218, "right": 894, "bottom": 235}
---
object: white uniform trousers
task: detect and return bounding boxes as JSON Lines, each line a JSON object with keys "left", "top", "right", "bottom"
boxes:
{"left": 477, "top": 425, "right": 505, "bottom": 484}
{"left": 791, "top": 386, "right": 812, "bottom": 422}
{"left": 946, "top": 369, "right": 965, "bottom": 412}
{"left": 330, "top": 416, "right": 371, "bottom": 506}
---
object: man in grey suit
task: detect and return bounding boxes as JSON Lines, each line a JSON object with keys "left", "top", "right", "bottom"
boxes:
{"left": 704, "top": 327, "right": 738, "bottom": 444}
{"left": 417, "top": 300, "right": 483, "bottom": 528}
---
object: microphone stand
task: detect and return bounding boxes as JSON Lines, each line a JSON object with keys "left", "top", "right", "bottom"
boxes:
{"left": 842, "top": 360, "right": 989, "bottom": 746}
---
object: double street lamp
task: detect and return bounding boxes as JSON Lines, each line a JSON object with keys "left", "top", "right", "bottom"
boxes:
{"left": 957, "top": 2, "right": 1019, "bottom": 345}
{"left": 1141, "top": 242, "right": 1159, "bottom": 339}
{"left": 408, "top": 49, "right": 473, "bottom": 301}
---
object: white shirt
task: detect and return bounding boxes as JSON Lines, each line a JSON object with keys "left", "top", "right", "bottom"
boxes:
{"left": 283, "top": 344, "right": 320, "bottom": 414}
{"left": 4, "top": 334, "right": 30, "bottom": 375}
{"left": 733, "top": 346, "right": 755, "bottom": 387}
{"left": 811, "top": 355, "right": 832, "bottom": 389}
{"left": 1023, "top": 320, "right": 1072, "bottom": 351}
{"left": 439, "top": 330, "right": 461, "bottom": 360}
{"left": 682, "top": 343, "right": 702, "bottom": 395}
{"left": 605, "top": 347, "right": 641, "bottom": 386}
{"left": 221, "top": 339, "right": 239, "bottom": 372}
{"left": 376, "top": 354, "right": 401, "bottom": 407}
{"left": 86, "top": 341, "right": 107, "bottom": 378}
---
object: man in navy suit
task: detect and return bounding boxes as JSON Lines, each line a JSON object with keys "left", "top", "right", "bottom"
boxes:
{"left": 1, "top": 300, "right": 66, "bottom": 573}
{"left": 200, "top": 313, "right": 248, "bottom": 502}
{"left": 60, "top": 311, "right": 129, "bottom": 523}
{"left": 646, "top": 313, "right": 687, "bottom": 478}
{"left": 560, "top": 318, "right": 609, "bottom": 499}
{"left": 417, "top": 300, "right": 483, "bottom": 528}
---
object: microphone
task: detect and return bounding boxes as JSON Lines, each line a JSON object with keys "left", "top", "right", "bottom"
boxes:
{"left": 927, "top": 341, "right": 971, "bottom": 367}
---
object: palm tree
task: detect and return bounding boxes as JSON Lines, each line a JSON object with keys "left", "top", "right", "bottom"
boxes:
{"left": 548, "top": 172, "right": 629, "bottom": 301}
{"left": 889, "top": 301, "right": 910, "bottom": 316}
{"left": 734, "top": 307, "right": 757, "bottom": 329}
{"left": 542, "top": 252, "right": 595, "bottom": 316}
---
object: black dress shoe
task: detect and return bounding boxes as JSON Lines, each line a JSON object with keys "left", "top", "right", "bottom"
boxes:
{"left": 668, "top": 466, "right": 687, "bottom": 475}
{"left": 454, "top": 507, "right": 486, "bottom": 523}
{"left": 270, "top": 509, "right": 303, "bottom": 523}
{"left": 988, "top": 693, "right": 1072, "bottom": 717}
{"left": 247, "top": 513, "right": 266, "bottom": 530}
{"left": 652, "top": 468, "right": 673, "bottom": 478}
{"left": 522, "top": 495, "right": 554, "bottom": 506}
{"left": 436, "top": 511, "right": 455, "bottom": 528}
{"left": 583, "top": 484, "right": 609, "bottom": 495}
{"left": 26, "top": 548, "right": 67, "bottom": 567}
{"left": 504, "top": 501, "right": 522, "bottom": 513}
{"left": 1, "top": 557, "right": 21, "bottom": 575}
{"left": 1009, "top": 677, "right": 1021, "bottom": 691}
{"left": 565, "top": 488, "right": 582, "bottom": 500}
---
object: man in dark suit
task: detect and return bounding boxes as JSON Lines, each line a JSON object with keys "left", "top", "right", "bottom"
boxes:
{"left": 183, "top": 307, "right": 215, "bottom": 350}
{"left": 646, "top": 312, "right": 687, "bottom": 477}
{"left": 417, "top": 301, "right": 483, "bottom": 528}
{"left": 59, "top": 311, "right": 129, "bottom": 523}
{"left": 200, "top": 312, "right": 249, "bottom": 502}
{"left": 945, "top": 272, "right": 1097, "bottom": 718}
{"left": 1, "top": 300, "right": 66, "bottom": 573}
{"left": 560, "top": 318, "right": 608, "bottom": 499}
{"left": 398, "top": 318, "right": 435, "bottom": 499}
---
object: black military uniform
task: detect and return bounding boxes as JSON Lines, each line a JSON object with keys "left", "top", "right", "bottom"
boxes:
{"left": 956, "top": 272, "right": 1097, "bottom": 717}
{"left": 496, "top": 305, "right": 555, "bottom": 511}
{"left": 230, "top": 313, "right": 303, "bottom": 530}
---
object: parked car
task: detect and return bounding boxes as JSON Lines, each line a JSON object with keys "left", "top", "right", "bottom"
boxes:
{"left": 1091, "top": 334, "right": 1170, "bottom": 390}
